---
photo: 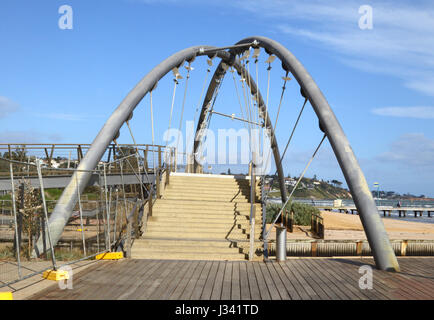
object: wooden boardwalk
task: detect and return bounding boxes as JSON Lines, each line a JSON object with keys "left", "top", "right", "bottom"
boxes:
{"left": 28, "top": 257, "right": 434, "bottom": 300}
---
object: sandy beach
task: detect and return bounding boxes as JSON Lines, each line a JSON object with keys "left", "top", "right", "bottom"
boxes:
{"left": 322, "top": 211, "right": 434, "bottom": 240}
{"left": 266, "top": 211, "right": 434, "bottom": 241}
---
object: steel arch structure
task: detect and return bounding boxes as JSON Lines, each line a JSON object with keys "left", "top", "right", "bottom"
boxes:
{"left": 33, "top": 36, "right": 399, "bottom": 272}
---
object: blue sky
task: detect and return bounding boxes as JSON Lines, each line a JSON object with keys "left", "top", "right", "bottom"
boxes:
{"left": 0, "top": 0, "right": 433, "bottom": 197}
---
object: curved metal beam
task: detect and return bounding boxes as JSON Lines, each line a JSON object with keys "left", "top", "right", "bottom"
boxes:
{"left": 33, "top": 45, "right": 216, "bottom": 257}
{"left": 192, "top": 52, "right": 288, "bottom": 203}
{"left": 233, "top": 36, "right": 399, "bottom": 271}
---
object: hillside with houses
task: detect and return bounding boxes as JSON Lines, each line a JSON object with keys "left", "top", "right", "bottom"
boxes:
{"left": 265, "top": 175, "right": 353, "bottom": 200}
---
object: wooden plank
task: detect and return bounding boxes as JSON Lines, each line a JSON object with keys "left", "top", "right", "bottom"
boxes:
{"left": 252, "top": 262, "right": 272, "bottom": 300}
{"left": 170, "top": 260, "right": 201, "bottom": 300}
{"left": 190, "top": 261, "right": 212, "bottom": 300}
{"left": 343, "top": 258, "right": 407, "bottom": 300}
{"left": 319, "top": 259, "right": 379, "bottom": 300}
{"left": 258, "top": 262, "right": 281, "bottom": 300}
{"left": 245, "top": 262, "right": 261, "bottom": 300}
{"left": 265, "top": 262, "right": 290, "bottom": 300}
{"left": 220, "top": 261, "right": 232, "bottom": 300}
{"left": 82, "top": 260, "right": 142, "bottom": 300}
{"left": 271, "top": 262, "right": 301, "bottom": 300}
{"left": 27, "top": 258, "right": 434, "bottom": 300}
{"left": 150, "top": 260, "right": 193, "bottom": 300}
{"left": 296, "top": 259, "right": 341, "bottom": 300}
{"left": 179, "top": 261, "right": 206, "bottom": 299}
{"left": 307, "top": 259, "right": 362, "bottom": 300}
{"left": 231, "top": 262, "right": 241, "bottom": 300}
{"left": 279, "top": 261, "right": 310, "bottom": 300}
{"left": 338, "top": 258, "right": 409, "bottom": 300}
{"left": 210, "top": 262, "right": 226, "bottom": 300}
{"left": 94, "top": 260, "right": 148, "bottom": 299}
{"left": 29, "top": 261, "right": 112, "bottom": 300}
{"left": 324, "top": 259, "right": 391, "bottom": 300}
{"left": 117, "top": 260, "right": 163, "bottom": 299}
{"left": 239, "top": 262, "right": 251, "bottom": 300}
{"left": 284, "top": 259, "right": 319, "bottom": 300}
{"left": 200, "top": 261, "right": 219, "bottom": 300}
{"left": 58, "top": 260, "right": 130, "bottom": 300}
{"left": 375, "top": 267, "right": 434, "bottom": 299}
{"left": 131, "top": 260, "right": 180, "bottom": 300}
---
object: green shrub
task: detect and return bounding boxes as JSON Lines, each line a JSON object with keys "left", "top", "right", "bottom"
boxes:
{"left": 265, "top": 202, "right": 320, "bottom": 226}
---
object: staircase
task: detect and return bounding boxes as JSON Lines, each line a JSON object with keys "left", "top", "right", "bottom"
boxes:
{"left": 131, "top": 173, "right": 263, "bottom": 260}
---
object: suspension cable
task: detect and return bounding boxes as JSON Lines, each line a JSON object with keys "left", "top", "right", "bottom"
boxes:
{"left": 264, "top": 133, "right": 327, "bottom": 239}
{"left": 125, "top": 120, "right": 146, "bottom": 201}
{"left": 102, "top": 163, "right": 110, "bottom": 250}
{"left": 75, "top": 173, "right": 87, "bottom": 256}
{"left": 166, "top": 74, "right": 180, "bottom": 148}
{"left": 230, "top": 67, "right": 248, "bottom": 131}
{"left": 176, "top": 62, "right": 193, "bottom": 163}
{"left": 263, "top": 96, "right": 307, "bottom": 182}
{"left": 274, "top": 71, "right": 290, "bottom": 131}
{"left": 150, "top": 90, "right": 156, "bottom": 170}
{"left": 279, "top": 97, "right": 308, "bottom": 167}
{"left": 186, "top": 63, "right": 211, "bottom": 160}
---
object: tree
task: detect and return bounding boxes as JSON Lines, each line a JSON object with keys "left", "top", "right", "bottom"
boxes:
{"left": 331, "top": 179, "right": 343, "bottom": 187}
{"left": 14, "top": 179, "right": 43, "bottom": 258}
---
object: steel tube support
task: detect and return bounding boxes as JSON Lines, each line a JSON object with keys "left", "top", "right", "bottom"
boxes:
{"left": 33, "top": 45, "right": 215, "bottom": 257}
{"left": 235, "top": 36, "right": 398, "bottom": 271}
{"left": 276, "top": 226, "right": 286, "bottom": 262}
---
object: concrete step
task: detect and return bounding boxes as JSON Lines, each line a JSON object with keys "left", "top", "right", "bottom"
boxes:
{"left": 133, "top": 238, "right": 239, "bottom": 248}
{"left": 153, "top": 202, "right": 254, "bottom": 214}
{"left": 154, "top": 199, "right": 259, "bottom": 207}
{"left": 162, "top": 196, "right": 253, "bottom": 202}
{"left": 164, "top": 188, "right": 256, "bottom": 196}
{"left": 145, "top": 223, "right": 262, "bottom": 233}
{"left": 150, "top": 212, "right": 260, "bottom": 221}
{"left": 167, "top": 178, "right": 254, "bottom": 183}
{"left": 135, "top": 238, "right": 263, "bottom": 252}
{"left": 132, "top": 245, "right": 243, "bottom": 254}
{"left": 148, "top": 216, "right": 262, "bottom": 225}
{"left": 130, "top": 250, "right": 247, "bottom": 261}
{"left": 166, "top": 181, "right": 252, "bottom": 186}
{"left": 144, "top": 230, "right": 262, "bottom": 240}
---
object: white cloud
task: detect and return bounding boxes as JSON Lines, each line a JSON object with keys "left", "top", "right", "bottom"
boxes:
{"left": 371, "top": 107, "right": 434, "bottom": 119}
{"left": 0, "top": 96, "right": 19, "bottom": 118}
{"left": 230, "top": 0, "right": 434, "bottom": 97}
{"left": 0, "top": 130, "right": 62, "bottom": 143}
{"left": 377, "top": 133, "right": 434, "bottom": 167}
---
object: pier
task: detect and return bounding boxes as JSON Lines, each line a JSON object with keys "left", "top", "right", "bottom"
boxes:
{"left": 318, "top": 206, "right": 434, "bottom": 218}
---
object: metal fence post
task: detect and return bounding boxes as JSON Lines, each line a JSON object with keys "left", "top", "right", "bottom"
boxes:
{"left": 9, "top": 162, "right": 22, "bottom": 279}
{"left": 36, "top": 159, "right": 58, "bottom": 270}
{"left": 249, "top": 162, "right": 256, "bottom": 261}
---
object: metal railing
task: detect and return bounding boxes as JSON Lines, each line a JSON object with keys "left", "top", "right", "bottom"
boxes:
{"left": 311, "top": 212, "right": 324, "bottom": 239}
{"left": 0, "top": 143, "right": 174, "bottom": 289}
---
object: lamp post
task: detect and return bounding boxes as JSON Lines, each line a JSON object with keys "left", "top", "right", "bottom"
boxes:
{"left": 374, "top": 182, "right": 379, "bottom": 205}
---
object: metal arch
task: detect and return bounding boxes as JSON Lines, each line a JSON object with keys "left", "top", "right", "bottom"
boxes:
{"left": 32, "top": 45, "right": 217, "bottom": 257}
{"left": 231, "top": 36, "right": 399, "bottom": 271}
{"left": 32, "top": 36, "right": 400, "bottom": 272}
{"left": 192, "top": 52, "right": 288, "bottom": 203}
